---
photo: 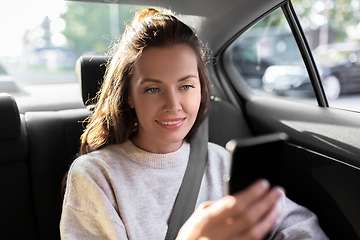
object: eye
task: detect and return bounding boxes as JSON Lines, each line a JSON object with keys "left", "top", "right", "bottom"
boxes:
{"left": 145, "top": 87, "right": 159, "bottom": 93}
{"left": 180, "top": 85, "right": 194, "bottom": 90}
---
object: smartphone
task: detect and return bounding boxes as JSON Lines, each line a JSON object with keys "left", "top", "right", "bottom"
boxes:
{"left": 226, "top": 132, "right": 288, "bottom": 195}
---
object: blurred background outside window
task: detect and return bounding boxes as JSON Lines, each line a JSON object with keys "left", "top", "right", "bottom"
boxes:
{"left": 2, "top": 0, "right": 360, "bottom": 112}
{"left": 0, "top": 0, "right": 146, "bottom": 112}
{"left": 230, "top": 0, "right": 360, "bottom": 112}
{"left": 293, "top": 0, "right": 360, "bottom": 111}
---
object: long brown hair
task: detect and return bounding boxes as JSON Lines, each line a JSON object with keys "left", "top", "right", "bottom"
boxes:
{"left": 80, "top": 8, "right": 211, "bottom": 155}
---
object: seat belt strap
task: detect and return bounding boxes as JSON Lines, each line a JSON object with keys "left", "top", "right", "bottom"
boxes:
{"left": 165, "top": 117, "right": 209, "bottom": 240}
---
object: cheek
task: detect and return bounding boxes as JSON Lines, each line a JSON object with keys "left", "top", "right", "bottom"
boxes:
{"left": 133, "top": 97, "right": 157, "bottom": 120}
{"left": 186, "top": 91, "right": 202, "bottom": 115}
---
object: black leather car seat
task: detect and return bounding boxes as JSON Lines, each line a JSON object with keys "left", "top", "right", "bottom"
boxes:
{"left": 0, "top": 93, "right": 38, "bottom": 239}
{"left": 25, "top": 108, "right": 90, "bottom": 240}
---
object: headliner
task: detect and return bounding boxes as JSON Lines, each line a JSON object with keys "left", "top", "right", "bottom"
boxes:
{"left": 69, "top": 0, "right": 285, "bottom": 53}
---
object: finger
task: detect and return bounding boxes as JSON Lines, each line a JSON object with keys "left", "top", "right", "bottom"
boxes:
{"left": 231, "top": 179, "right": 272, "bottom": 215}
{"left": 236, "top": 179, "right": 272, "bottom": 207}
{"left": 198, "top": 201, "right": 216, "bottom": 209}
{"left": 236, "top": 187, "right": 283, "bottom": 229}
{"left": 238, "top": 203, "right": 280, "bottom": 240}
{"left": 225, "top": 187, "right": 282, "bottom": 237}
{"left": 195, "top": 179, "right": 273, "bottom": 240}
{"left": 206, "top": 179, "right": 271, "bottom": 220}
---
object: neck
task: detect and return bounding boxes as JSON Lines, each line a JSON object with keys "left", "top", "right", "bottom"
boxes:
{"left": 130, "top": 135, "right": 184, "bottom": 154}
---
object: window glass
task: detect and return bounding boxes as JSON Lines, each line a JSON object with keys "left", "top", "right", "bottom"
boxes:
{"left": 293, "top": 0, "right": 360, "bottom": 112}
{"left": 0, "top": 1, "right": 148, "bottom": 113}
{"left": 228, "top": 8, "right": 317, "bottom": 105}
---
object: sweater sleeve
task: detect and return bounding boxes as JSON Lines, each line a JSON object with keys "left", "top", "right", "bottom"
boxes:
{"left": 60, "top": 156, "right": 128, "bottom": 240}
{"left": 269, "top": 194, "right": 329, "bottom": 240}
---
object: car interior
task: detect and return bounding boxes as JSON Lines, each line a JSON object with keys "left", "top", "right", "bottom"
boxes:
{"left": 1, "top": 0, "right": 360, "bottom": 239}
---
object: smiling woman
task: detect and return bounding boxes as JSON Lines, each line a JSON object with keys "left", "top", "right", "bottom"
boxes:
{"left": 78, "top": 8, "right": 212, "bottom": 155}
{"left": 60, "top": 7, "right": 328, "bottom": 240}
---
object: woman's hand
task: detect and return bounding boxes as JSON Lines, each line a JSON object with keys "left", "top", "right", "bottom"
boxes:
{"left": 176, "top": 179, "right": 283, "bottom": 240}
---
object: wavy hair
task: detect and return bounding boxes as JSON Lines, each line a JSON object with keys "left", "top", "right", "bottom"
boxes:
{"left": 80, "top": 8, "right": 211, "bottom": 154}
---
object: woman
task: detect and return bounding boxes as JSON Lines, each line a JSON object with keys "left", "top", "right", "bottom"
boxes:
{"left": 60, "top": 8, "right": 328, "bottom": 239}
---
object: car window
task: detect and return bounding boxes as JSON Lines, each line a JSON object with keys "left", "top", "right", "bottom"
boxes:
{"left": 227, "top": 7, "right": 317, "bottom": 106}
{"left": 0, "top": 1, "right": 149, "bottom": 113}
{"left": 0, "top": 64, "right": 7, "bottom": 75}
{"left": 292, "top": 0, "right": 360, "bottom": 112}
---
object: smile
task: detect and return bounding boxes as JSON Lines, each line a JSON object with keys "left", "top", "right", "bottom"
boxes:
{"left": 156, "top": 118, "right": 186, "bottom": 129}
{"left": 157, "top": 120, "right": 182, "bottom": 125}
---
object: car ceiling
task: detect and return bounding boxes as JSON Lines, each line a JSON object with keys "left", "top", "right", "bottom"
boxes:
{"left": 69, "top": 0, "right": 285, "bottom": 53}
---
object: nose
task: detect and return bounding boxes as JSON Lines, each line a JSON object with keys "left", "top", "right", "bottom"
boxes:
{"left": 163, "top": 90, "right": 182, "bottom": 113}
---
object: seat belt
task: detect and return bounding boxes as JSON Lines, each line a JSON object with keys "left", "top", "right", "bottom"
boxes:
{"left": 165, "top": 117, "right": 209, "bottom": 240}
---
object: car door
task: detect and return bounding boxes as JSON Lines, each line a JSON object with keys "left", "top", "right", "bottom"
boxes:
{"left": 213, "top": 1, "right": 360, "bottom": 239}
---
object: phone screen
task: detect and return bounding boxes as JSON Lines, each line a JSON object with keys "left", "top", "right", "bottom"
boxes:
{"left": 226, "top": 132, "right": 288, "bottom": 195}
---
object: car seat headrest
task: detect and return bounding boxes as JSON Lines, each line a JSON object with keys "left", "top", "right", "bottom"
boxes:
{"left": 76, "top": 55, "right": 111, "bottom": 107}
{"left": 0, "top": 93, "right": 20, "bottom": 140}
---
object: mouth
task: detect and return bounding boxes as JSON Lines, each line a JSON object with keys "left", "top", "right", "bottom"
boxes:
{"left": 155, "top": 118, "right": 186, "bottom": 129}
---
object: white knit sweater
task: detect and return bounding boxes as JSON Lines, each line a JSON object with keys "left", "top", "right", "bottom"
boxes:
{"left": 60, "top": 140, "right": 328, "bottom": 239}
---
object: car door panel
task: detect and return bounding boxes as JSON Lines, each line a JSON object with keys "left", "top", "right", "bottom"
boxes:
{"left": 246, "top": 96, "right": 360, "bottom": 167}
{"left": 281, "top": 142, "right": 360, "bottom": 238}
{"left": 243, "top": 96, "right": 360, "bottom": 238}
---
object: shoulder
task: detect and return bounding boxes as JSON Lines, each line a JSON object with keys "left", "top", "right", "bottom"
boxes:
{"left": 63, "top": 146, "right": 125, "bottom": 216}
{"left": 64, "top": 145, "right": 126, "bottom": 202}
{"left": 68, "top": 144, "right": 124, "bottom": 180}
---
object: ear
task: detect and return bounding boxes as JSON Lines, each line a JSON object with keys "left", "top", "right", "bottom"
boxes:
{"left": 128, "top": 96, "right": 134, "bottom": 108}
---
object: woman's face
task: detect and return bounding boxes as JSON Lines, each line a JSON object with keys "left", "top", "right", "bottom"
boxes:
{"left": 129, "top": 45, "right": 201, "bottom": 153}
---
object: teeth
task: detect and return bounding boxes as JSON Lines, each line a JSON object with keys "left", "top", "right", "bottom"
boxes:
{"left": 158, "top": 120, "right": 182, "bottom": 125}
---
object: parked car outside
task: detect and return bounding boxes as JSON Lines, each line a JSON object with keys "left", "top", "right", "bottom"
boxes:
{"left": 262, "top": 44, "right": 360, "bottom": 99}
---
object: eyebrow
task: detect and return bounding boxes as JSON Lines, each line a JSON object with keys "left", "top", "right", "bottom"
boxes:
{"left": 140, "top": 74, "right": 198, "bottom": 84}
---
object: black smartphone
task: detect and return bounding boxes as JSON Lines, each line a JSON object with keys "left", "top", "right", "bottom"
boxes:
{"left": 226, "top": 132, "right": 288, "bottom": 195}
